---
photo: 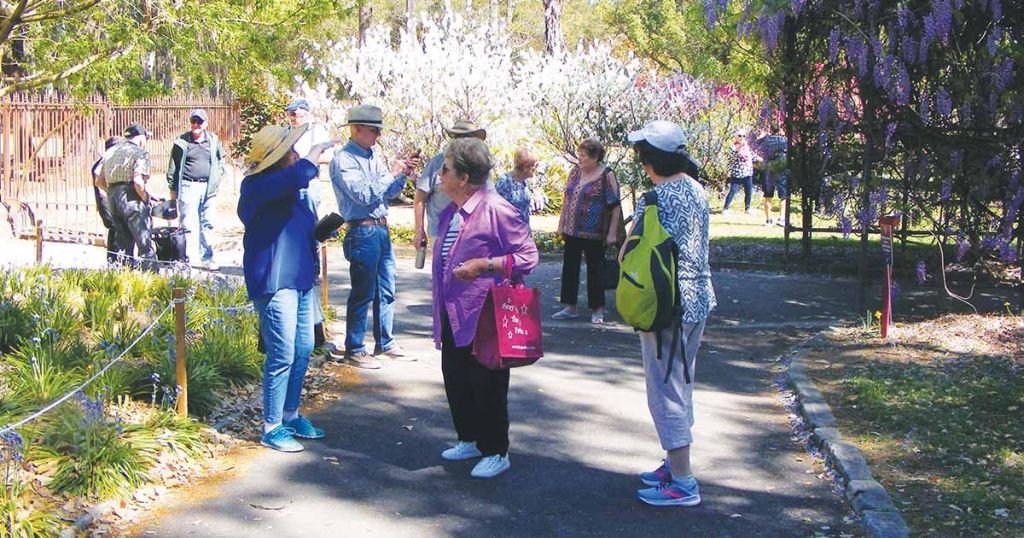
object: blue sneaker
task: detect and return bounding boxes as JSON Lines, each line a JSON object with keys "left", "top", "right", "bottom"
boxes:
{"left": 639, "top": 460, "right": 672, "bottom": 486}
{"left": 260, "top": 425, "right": 304, "bottom": 452}
{"left": 637, "top": 478, "right": 701, "bottom": 507}
{"left": 283, "top": 415, "right": 325, "bottom": 439}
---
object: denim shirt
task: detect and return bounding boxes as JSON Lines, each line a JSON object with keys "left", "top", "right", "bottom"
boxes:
{"left": 432, "top": 188, "right": 539, "bottom": 348}
{"left": 329, "top": 139, "right": 408, "bottom": 221}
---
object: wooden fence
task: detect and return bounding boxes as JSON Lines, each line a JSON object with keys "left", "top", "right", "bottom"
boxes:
{"left": 1, "top": 94, "right": 240, "bottom": 242}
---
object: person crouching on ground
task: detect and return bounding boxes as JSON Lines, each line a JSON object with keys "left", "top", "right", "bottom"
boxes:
{"left": 432, "top": 138, "right": 538, "bottom": 478}
{"left": 625, "top": 120, "right": 716, "bottom": 506}
{"left": 239, "top": 124, "right": 334, "bottom": 452}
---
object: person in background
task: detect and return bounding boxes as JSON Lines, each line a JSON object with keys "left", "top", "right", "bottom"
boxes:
{"left": 432, "top": 138, "right": 538, "bottom": 479}
{"left": 414, "top": 120, "right": 488, "bottom": 253}
{"left": 92, "top": 136, "right": 125, "bottom": 263}
{"left": 285, "top": 97, "right": 344, "bottom": 360}
{"left": 239, "top": 124, "right": 334, "bottom": 453}
{"left": 494, "top": 147, "right": 538, "bottom": 227}
{"left": 97, "top": 123, "right": 158, "bottom": 271}
{"left": 553, "top": 138, "right": 622, "bottom": 325}
{"left": 756, "top": 124, "right": 789, "bottom": 226}
{"left": 330, "top": 104, "right": 420, "bottom": 369}
{"left": 722, "top": 129, "right": 759, "bottom": 215}
{"left": 625, "top": 120, "right": 716, "bottom": 507}
{"left": 167, "top": 108, "right": 226, "bottom": 270}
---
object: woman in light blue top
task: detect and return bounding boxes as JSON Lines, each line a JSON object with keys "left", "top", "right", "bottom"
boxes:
{"left": 494, "top": 147, "right": 538, "bottom": 227}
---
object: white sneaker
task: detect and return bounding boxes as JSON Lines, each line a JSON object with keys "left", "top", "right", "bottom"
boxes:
{"left": 441, "top": 441, "right": 482, "bottom": 461}
{"left": 201, "top": 259, "right": 220, "bottom": 271}
{"left": 471, "top": 454, "right": 510, "bottom": 478}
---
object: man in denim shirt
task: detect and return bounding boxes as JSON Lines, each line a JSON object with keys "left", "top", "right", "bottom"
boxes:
{"left": 330, "top": 105, "right": 419, "bottom": 369}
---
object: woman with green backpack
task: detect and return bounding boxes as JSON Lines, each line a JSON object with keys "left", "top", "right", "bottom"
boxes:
{"left": 622, "top": 120, "right": 717, "bottom": 507}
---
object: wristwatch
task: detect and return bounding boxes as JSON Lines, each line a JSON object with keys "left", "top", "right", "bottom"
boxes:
{"left": 487, "top": 258, "right": 494, "bottom": 273}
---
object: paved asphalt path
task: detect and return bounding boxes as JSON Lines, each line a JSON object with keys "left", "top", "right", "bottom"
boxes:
{"left": 138, "top": 250, "right": 879, "bottom": 538}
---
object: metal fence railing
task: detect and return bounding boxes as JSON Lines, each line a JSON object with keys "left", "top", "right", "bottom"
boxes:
{"left": 1, "top": 93, "right": 240, "bottom": 242}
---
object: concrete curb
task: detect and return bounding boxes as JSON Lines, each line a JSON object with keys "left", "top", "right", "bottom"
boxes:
{"left": 788, "top": 331, "right": 910, "bottom": 538}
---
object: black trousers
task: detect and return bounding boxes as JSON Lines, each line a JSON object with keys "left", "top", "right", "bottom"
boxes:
{"left": 441, "top": 312, "right": 510, "bottom": 457}
{"left": 559, "top": 235, "right": 606, "bottom": 309}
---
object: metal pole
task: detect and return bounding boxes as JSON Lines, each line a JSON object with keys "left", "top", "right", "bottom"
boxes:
{"left": 35, "top": 219, "right": 43, "bottom": 263}
{"left": 321, "top": 244, "right": 328, "bottom": 307}
{"left": 173, "top": 287, "right": 188, "bottom": 416}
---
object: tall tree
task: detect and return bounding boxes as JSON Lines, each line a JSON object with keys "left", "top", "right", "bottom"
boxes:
{"left": 543, "top": 0, "right": 565, "bottom": 54}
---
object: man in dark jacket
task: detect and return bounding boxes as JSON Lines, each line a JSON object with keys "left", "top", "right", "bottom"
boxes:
{"left": 167, "top": 108, "right": 226, "bottom": 269}
{"left": 92, "top": 135, "right": 125, "bottom": 263}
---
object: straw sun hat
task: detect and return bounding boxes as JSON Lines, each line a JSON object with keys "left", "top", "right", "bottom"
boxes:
{"left": 247, "top": 124, "right": 308, "bottom": 174}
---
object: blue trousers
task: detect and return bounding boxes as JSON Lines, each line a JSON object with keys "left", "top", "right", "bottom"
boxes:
{"left": 723, "top": 175, "right": 753, "bottom": 211}
{"left": 254, "top": 288, "right": 315, "bottom": 425}
{"left": 343, "top": 224, "right": 397, "bottom": 354}
{"left": 177, "top": 178, "right": 214, "bottom": 263}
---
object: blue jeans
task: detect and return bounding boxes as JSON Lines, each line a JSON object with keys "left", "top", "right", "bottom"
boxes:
{"left": 177, "top": 178, "right": 214, "bottom": 263}
{"left": 724, "top": 175, "right": 753, "bottom": 211}
{"left": 254, "top": 288, "right": 315, "bottom": 425}
{"left": 343, "top": 224, "right": 396, "bottom": 354}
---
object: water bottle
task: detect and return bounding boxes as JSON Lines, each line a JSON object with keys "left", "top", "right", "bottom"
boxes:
{"left": 415, "top": 238, "right": 427, "bottom": 269}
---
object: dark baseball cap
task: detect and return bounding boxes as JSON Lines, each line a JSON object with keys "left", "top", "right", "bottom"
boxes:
{"left": 189, "top": 108, "right": 209, "bottom": 122}
{"left": 123, "top": 123, "right": 153, "bottom": 138}
{"left": 285, "top": 98, "right": 310, "bottom": 112}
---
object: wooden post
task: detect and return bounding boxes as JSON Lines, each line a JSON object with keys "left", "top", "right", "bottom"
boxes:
{"left": 34, "top": 219, "right": 43, "bottom": 263}
{"left": 320, "top": 244, "right": 328, "bottom": 307}
{"left": 173, "top": 287, "right": 188, "bottom": 416}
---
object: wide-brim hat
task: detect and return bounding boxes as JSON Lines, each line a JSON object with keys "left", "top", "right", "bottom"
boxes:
{"left": 341, "top": 104, "right": 386, "bottom": 129}
{"left": 444, "top": 120, "right": 487, "bottom": 140}
{"left": 247, "top": 124, "right": 308, "bottom": 175}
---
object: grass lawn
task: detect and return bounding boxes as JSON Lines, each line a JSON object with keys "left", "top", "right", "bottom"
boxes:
{"left": 803, "top": 318, "right": 1024, "bottom": 536}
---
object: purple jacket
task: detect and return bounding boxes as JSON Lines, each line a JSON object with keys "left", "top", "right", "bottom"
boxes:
{"left": 432, "top": 188, "right": 539, "bottom": 348}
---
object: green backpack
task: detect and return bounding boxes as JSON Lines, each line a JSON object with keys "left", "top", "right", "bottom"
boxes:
{"left": 616, "top": 190, "right": 689, "bottom": 383}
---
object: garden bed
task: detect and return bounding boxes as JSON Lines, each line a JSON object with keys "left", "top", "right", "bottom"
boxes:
{"left": 0, "top": 266, "right": 349, "bottom": 535}
{"left": 802, "top": 319, "right": 1024, "bottom": 536}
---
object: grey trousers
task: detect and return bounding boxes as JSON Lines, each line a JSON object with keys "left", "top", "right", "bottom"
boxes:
{"left": 638, "top": 318, "right": 707, "bottom": 451}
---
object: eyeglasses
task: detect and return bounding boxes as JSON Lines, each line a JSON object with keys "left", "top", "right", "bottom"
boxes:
{"left": 441, "top": 164, "right": 449, "bottom": 174}
{"left": 190, "top": 119, "right": 204, "bottom": 125}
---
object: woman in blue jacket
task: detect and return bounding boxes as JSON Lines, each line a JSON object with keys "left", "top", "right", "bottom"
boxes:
{"left": 238, "top": 124, "right": 333, "bottom": 452}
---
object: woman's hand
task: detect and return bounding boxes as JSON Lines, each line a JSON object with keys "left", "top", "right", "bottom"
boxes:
{"left": 453, "top": 258, "right": 488, "bottom": 281}
{"left": 605, "top": 229, "right": 619, "bottom": 245}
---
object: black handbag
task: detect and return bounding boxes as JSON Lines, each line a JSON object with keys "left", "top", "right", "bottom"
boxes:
{"left": 598, "top": 244, "right": 621, "bottom": 290}
{"left": 151, "top": 226, "right": 187, "bottom": 262}
{"left": 315, "top": 212, "right": 345, "bottom": 243}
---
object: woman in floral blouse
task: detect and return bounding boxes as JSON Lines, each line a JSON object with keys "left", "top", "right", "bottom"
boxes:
{"left": 722, "top": 129, "right": 760, "bottom": 214}
{"left": 554, "top": 138, "right": 622, "bottom": 325}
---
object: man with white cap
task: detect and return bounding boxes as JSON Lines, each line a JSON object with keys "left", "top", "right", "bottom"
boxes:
{"left": 167, "top": 108, "right": 226, "bottom": 269}
{"left": 330, "top": 104, "right": 420, "bottom": 369}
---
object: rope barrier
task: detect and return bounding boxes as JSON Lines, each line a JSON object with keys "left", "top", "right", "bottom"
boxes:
{"left": 0, "top": 300, "right": 176, "bottom": 436}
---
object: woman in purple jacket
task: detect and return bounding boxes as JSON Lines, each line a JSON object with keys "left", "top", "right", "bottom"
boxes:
{"left": 431, "top": 138, "right": 539, "bottom": 479}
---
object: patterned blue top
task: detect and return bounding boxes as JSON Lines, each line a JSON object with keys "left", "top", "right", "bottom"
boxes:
{"left": 562, "top": 166, "right": 620, "bottom": 240}
{"left": 329, "top": 140, "right": 408, "bottom": 221}
{"left": 757, "top": 134, "right": 788, "bottom": 162}
{"left": 494, "top": 172, "right": 531, "bottom": 226}
{"left": 633, "top": 178, "right": 717, "bottom": 323}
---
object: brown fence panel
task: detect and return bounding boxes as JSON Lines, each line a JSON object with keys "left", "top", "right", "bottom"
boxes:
{"left": 1, "top": 94, "right": 239, "bottom": 242}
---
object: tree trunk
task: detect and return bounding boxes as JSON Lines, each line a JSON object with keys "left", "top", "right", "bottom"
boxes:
{"left": 489, "top": 0, "right": 499, "bottom": 29}
{"left": 542, "top": 0, "right": 564, "bottom": 55}
{"left": 406, "top": 0, "right": 415, "bottom": 34}
{"left": 358, "top": 0, "right": 373, "bottom": 46}
{"left": 506, "top": 0, "right": 514, "bottom": 26}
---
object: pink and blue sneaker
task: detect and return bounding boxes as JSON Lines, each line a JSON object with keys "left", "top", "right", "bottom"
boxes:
{"left": 637, "top": 477, "right": 701, "bottom": 507}
{"left": 639, "top": 460, "right": 672, "bottom": 487}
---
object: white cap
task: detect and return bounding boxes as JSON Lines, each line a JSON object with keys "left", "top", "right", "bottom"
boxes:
{"left": 627, "top": 120, "right": 689, "bottom": 153}
{"left": 627, "top": 120, "right": 699, "bottom": 168}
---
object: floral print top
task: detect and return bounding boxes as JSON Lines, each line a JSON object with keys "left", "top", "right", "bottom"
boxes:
{"left": 495, "top": 172, "right": 531, "bottom": 226}
{"left": 561, "top": 166, "right": 620, "bottom": 240}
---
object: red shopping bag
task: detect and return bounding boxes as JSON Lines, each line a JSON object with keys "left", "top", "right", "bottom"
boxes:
{"left": 473, "top": 255, "right": 543, "bottom": 370}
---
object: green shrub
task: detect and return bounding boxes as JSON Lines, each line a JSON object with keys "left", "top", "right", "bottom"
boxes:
{"left": 0, "top": 301, "right": 35, "bottom": 354}
{"left": 0, "top": 475, "right": 62, "bottom": 537}
{"left": 149, "top": 355, "right": 226, "bottom": 418}
{"left": 3, "top": 352, "right": 82, "bottom": 409}
{"left": 32, "top": 401, "right": 152, "bottom": 499}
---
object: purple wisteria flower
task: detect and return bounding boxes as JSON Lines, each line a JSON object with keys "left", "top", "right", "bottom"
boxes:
{"left": 890, "top": 280, "right": 901, "bottom": 301}
{"left": 956, "top": 235, "right": 969, "bottom": 262}
{"left": 932, "top": 0, "right": 953, "bottom": 44}
{"left": 960, "top": 102, "right": 972, "bottom": 125}
{"left": 704, "top": 0, "right": 719, "bottom": 29}
{"left": 901, "top": 36, "right": 917, "bottom": 65}
{"left": 990, "top": 0, "right": 1002, "bottom": 21}
{"left": 915, "top": 261, "right": 928, "bottom": 284}
{"left": 829, "top": 28, "right": 840, "bottom": 63}
{"left": 919, "top": 90, "right": 931, "bottom": 124}
{"left": 840, "top": 216, "right": 853, "bottom": 239}
{"left": 936, "top": 87, "right": 953, "bottom": 118}
{"left": 940, "top": 181, "right": 952, "bottom": 201}
{"left": 885, "top": 122, "right": 897, "bottom": 148}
